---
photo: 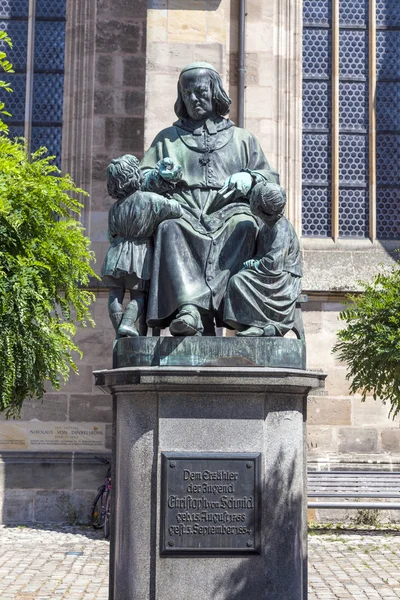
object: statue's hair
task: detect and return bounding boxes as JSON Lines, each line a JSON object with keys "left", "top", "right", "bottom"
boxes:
{"left": 174, "top": 69, "right": 232, "bottom": 119}
{"left": 106, "top": 154, "right": 142, "bottom": 200}
{"left": 250, "top": 181, "right": 287, "bottom": 219}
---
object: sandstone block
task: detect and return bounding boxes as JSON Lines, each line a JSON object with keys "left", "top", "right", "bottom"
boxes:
{"left": 104, "top": 117, "right": 144, "bottom": 152}
{"left": 123, "top": 55, "right": 146, "bottom": 86}
{"left": 168, "top": 10, "right": 207, "bottom": 43}
{"left": 69, "top": 394, "right": 112, "bottom": 423}
{"left": 307, "top": 426, "right": 334, "bottom": 454}
{"left": 96, "top": 20, "right": 142, "bottom": 54}
{"left": 96, "top": 55, "right": 115, "bottom": 86}
{"left": 123, "top": 89, "right": 146, "bottom": 116}
{"left": 338, "top": 427, "right": 378, "bottom": 453}
{"left": 308, "top": 396, "right": 351, "bottom": 426}
{"left": 16, "top": 394, "right": 68, "bottom": 422}
{"left": 1, "top": 490, "right": 35, "bottom": 523}
{"left": 352, "top": 397, "right": 392, "bottom": 427}
{"left": 381, "top": 429, "right": 400, "bottom": 452}
{"left": 147, "top": 9, "right": 168, "bottom": 43}
{"left": 97, "top": 0, "right": 147, "bottom": 19}
{"left": 3, "top": 459, "right": 71, "bottom": 490}
{"left": 61, "top": 365, "right": 94, "bottom": 393}
{"left": 94, "top": 90, "right": 114, "bottom": 115}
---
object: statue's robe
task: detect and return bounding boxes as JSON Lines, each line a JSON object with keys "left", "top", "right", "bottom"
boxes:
{"left": 224, "top": 217, "right": 302, "bottom": 335}
{"left": 141, "top": 116, "right": 278, "bottom": 328}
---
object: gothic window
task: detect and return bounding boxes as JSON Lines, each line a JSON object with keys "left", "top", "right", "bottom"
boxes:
{"left": 302, "top": 0, "right": 400, "bottom": 239}
{"left": 0, "top": 0, "right": 66, "bottom": 167}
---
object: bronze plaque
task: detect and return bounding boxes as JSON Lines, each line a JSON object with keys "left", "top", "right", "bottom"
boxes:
{"left": 160, "top": 452, "right": 261, "bottom": 555}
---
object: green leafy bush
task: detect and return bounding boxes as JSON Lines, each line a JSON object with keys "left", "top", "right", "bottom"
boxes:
{"left": 333, "top": 265, "right": 400, "bottom": 418}
{"left": 0, "top": 37, "right": 97, "bottom": 416}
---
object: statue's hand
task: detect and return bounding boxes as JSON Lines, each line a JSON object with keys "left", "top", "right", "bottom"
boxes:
{"left": 223, "top": 172, "right": 253, "bottom": 197}
{"left": 241, "top": 259, "right": 260, "bottom": 271}
{"left": 158, "top": 158, "right": 183, "bottom": 183}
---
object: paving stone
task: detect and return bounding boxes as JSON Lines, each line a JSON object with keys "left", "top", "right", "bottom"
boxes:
{"left": 0, "top": 526, "right": 400, "bottom": 598}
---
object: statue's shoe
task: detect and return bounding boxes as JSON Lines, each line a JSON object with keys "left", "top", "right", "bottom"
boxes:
{"left": 170, "top": 307, "right": 203, "bottom": 336}
{"left": 236, "top": 324, "right": 276, "bottom": 337}
{"left": 236, "top": 326, "right": 264, "bottom": 337}
{"left": 118, "top": 322, "right": 139, "bottom": 337}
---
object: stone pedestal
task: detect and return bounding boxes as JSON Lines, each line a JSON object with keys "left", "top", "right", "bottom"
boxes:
{"left": 95, "top": 364, "right": 325, "bottom": 600}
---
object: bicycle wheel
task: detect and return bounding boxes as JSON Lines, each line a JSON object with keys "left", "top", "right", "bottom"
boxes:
{"left": 104, "top": 492, "right": 111, "bottom": 539}
{"left": 104, "top": 493, "right": 111, "bottom": 539}
{"left": 91, "top": 486, "right": 106, "bottom": 529}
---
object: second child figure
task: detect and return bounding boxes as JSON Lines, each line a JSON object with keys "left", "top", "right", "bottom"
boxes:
{"left": 223, "top": 181, "right": 302, "bottom": 337}
{"left": 101, "top": 154, "right": 182, "bottom": 337}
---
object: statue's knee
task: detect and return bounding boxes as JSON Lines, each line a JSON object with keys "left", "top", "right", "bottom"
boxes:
{"left": 156, "top": 218, "right": 180, "bottom": 235}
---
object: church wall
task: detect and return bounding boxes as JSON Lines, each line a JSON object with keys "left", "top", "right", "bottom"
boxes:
{"left": 0, "top": 0, "right": 399, "bottom": 524}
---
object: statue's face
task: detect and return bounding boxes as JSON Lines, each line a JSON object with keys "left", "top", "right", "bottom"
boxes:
{"left": 179, "top": 69, "right": 214, "bottom": 121}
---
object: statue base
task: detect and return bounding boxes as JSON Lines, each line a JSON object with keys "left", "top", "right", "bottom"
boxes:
{"left": 113, "top": 335, "right": 306, "bottom": 370}
{"left": 94, "top": 361, "right": 325, "bottom": 600}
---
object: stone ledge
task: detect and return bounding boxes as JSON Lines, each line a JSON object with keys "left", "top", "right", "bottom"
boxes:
{"left": 113, "top": 335, "right": 306, "bottom": 369}
{"left": 94, "top": 364, "right": 326, "bottom": 395}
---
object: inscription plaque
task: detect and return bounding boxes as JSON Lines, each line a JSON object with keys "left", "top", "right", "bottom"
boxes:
{"left": 161, "top": 452, "right": 261, "bottom": 555}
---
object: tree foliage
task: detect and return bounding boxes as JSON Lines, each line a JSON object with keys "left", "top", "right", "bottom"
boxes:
{"left": 0, "top": 39, "right": 97, "bottom": 417}
{"left": 333, "top": 265, "right": 400, "bottom": 418}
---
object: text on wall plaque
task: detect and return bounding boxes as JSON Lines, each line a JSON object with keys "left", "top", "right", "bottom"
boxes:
{"left": 160, "top": 452, "right": 261, "bottom": 555}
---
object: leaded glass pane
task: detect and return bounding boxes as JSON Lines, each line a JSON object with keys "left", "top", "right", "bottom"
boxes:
{"left": 303, "top": 0, "right": 331, "bottom": 26}
{"left": 376, "top": 0, "right": 400, "bottom": 27}
{"left": 339, "top": 134, "right": 369, "bottom": 186}
{"left": 303, "top": 134, "right": 332, "bottom": 185}
{"left": 339, "top": 189, "right": 369, "bottom": 237}
{"left": 0, "top": 0, "right": 28, "bottom": 18}
{"left": 376, "top": 135, "right": 400, "bottom": 185}
{"left": 34, "top": 21, "right": 65, "bottom": 71}
{"left": 339, "top": 82, "right": 368, "bottom": 131}
{"left": 303, "top": 80, "right": 331, "bottom": 131}
{"left": 376, "top": 82, "right": 400, "bottom": 131}
{"left": 31, "top": 126, "right": 62, "bottom": 166}
{"left": 32, "top": 73, "right": 63, "bottom": 122}
{"left": 339, "top": 30, "right": 368, "bottom": 80}
{"left": 36, "top": 0, "right": 66, "bottom": 19}
{"left": 376, "top": 189, "right": 400, "bottom": 238}
{"left": 339, "top": 0, "right": 367, "bottom": 27}
{"left": 303, "top": 29, "right": 332, "bottom": 79}
{"left": 376, "top": 31, "right": 400, "bottom": 81}
{"left": 0, "top": 20, "right": 28, "bottom": 70}
{"left": 4, "top": 73, "right": 26, "bottom": 122}
{"left": 302, "top": 187, "right": 332, "bottom": 237}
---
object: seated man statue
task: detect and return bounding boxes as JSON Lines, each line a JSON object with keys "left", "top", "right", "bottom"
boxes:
{"left": 141, "top": 62, "right": 278, "bottom": 336}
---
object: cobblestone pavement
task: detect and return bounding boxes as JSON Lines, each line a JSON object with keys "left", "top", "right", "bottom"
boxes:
{"left": 0, "top": 525, "right": 109, "bottom": 600}
{"left": 0, "top": 525, "right": 399, "bottom": 599}
{"left": 309, "top": 530, "right": 400, "bottom": 599}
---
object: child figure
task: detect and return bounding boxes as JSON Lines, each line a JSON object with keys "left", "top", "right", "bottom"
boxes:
{"left": 223, "top": 181, "right": 302, "bottom": 337}
{"left": 101, "top": 155, "right": 182, "bottom": 337}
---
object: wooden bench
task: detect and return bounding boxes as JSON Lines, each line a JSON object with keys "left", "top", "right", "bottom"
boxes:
{"left": 307, "top": 470, "right": 400, "bottom": 510}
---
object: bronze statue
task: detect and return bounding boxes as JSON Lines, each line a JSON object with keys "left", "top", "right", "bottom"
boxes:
{"left": 104, "top": 64, "right": 303, "bottom": 339}
{"left": 101, "top": 155, "right": 182, "bottom": 337}
{"left": 223, "top": 181, "right": 302, "bottom": 337}
{"left": 140, "top": 62, "right": 279, "bottom": 336}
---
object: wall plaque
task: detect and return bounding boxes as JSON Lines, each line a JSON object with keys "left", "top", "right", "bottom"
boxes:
{"left": 0, "top": 422, "right": 106, "bottom": 452}
{"left": 161, "top": 452, "right": 261, "bottom": 555}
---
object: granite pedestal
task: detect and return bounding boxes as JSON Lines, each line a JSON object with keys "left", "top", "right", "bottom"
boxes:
{"left": 95, "top": 345, "right": 325, "bottom": 600}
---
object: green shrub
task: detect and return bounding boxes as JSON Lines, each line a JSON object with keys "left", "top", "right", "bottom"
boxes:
{"left": 334, "top": 265, "right": 400, "bottom": 417}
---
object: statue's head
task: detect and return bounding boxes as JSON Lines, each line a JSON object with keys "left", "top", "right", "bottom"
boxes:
{"left": 174, "top": 62, "right": 231, "bottom": 121}
{"left": 106, "top": 154, "right": 142, "bottom": 200}
{"left": 250, "top": 181, "right": 287, "bottom": 226}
